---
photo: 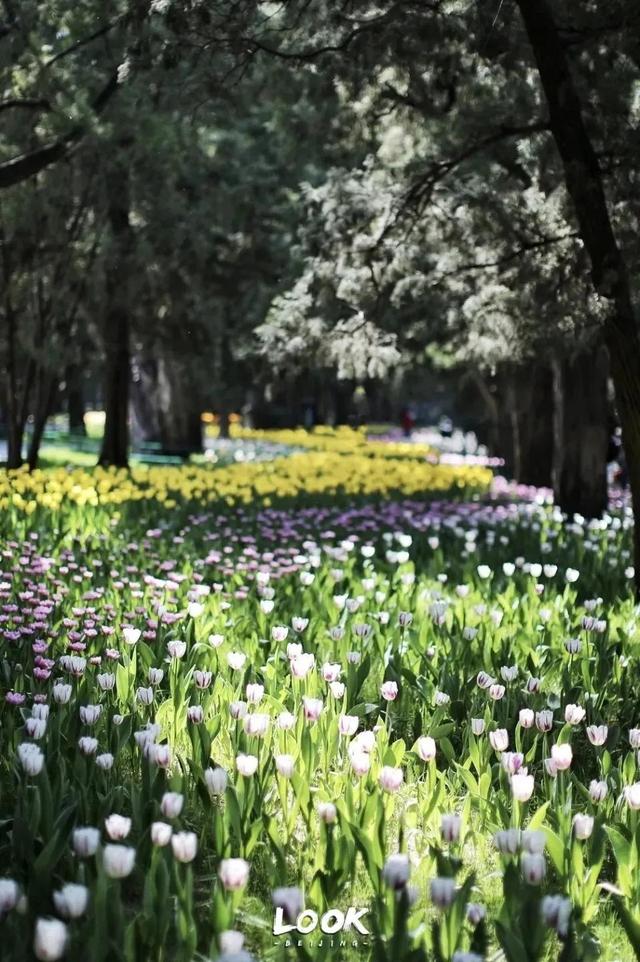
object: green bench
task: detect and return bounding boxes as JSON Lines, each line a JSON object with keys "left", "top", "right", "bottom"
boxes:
{"left": 131, "top": 442, "right": 188, "bottom": 465}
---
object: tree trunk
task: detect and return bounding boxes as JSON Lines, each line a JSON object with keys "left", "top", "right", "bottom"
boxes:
{"left": 5, "top": 304, "right": 24, "bottom": 469}
{"left": 2, "top": 239, "right": 27, "bottom": 468}
{"left": 98, "top": 161, "right": 133, "bottom": 468}
{"left": 516, "top": 364, "right": 554, "bottom": 488}
{"left": 552, "top": 345, "right": 608, "bottom": 517}
{"left": 218, "top": 409, "right": 230, "bottom": 439}
{"left": 494, "top": 369, "right": 517, "bottom": 477}
{"left": 516, "top": 0, "right": 640, "bottom": 589}
{"left": 460, "top": 370, "right": 501, "bottom": 457}
{"left": 27, "top": 370, "right": 57, "bottom": 471}
{"left": 130, "top": 354, "right": 202, "bottom": 456}
{"left": 156, "top": 357, "right": 202, "bottom": 456}
{"left": 130, "top": 355, "right": 161, "bottom": 447}
{"left": 492, "top": 365, "right": 554, "bottom": 486}
{"left": 66, "top": 365, "right": 86, "bottom": 436}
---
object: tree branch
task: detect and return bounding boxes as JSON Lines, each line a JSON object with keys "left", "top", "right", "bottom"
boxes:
{"left": 0, "top": 72, "right": 118, "bottom": 190}
{"left": 44, "top": 17, "right": 124, "bottom": 67}
{"left": 0, "top": 97, "right": 51, "bottom": 113}
{"left": 431, "top": 232, "right": 580, "bottom": 283}
{"left": 404, "top": 121, "right": 550, "bottom": 211}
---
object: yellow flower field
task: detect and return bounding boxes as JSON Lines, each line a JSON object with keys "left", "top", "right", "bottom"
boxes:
{"left": 212, "top": 424, "right": 437, "bottom": 460}
{"left": 0, "top": 444, "right": 491, "bottom": 514}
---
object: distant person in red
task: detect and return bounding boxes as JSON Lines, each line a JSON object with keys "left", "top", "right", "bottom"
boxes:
{"left": 400, "top": 406, "right": 415, "bottom": 438}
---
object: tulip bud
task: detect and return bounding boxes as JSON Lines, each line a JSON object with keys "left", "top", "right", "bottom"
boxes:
{"left": 573, "top": 813, "right": 594, "bottom": 840}
{"left": 489, "top": 729, "right": 508, "bottom": 752}
{"left": 25, "top": 718, "right": 47, "bottom": 740}
{"left": 476, "top": 672, "right": 494, "bottom": 690}
{"left": 218, "top": 858, "right": 250, "bottom": 891}
{"left": 471, "top": 718, "right": 485, "bottom": 736}
{"left": 550, "top": 743, "right": 572, "bottom": 771}
{"left": 103, "top": 845, "right": 136, "bottom": 879}
{"left": 382, "top": 854, "right": 410, "bottom": 890}
{"left": 161, "top": 792, "right": 184, "bottom": 818}
{"left": 302, "top": 697, "right": 323, "bottom": 722}
{"left": 339, "top": 715, "right": 359, "bottom": 737}
{"left": 229, "top": 701, "right": 247, "bottom": 720}
{"left": 105, "top": 814, "right": 131, "bottom": 841}
{"left": 625, "top": 783, "right": 640, "bottom": 809}
{"left": 219, "top": 931, "right": 245, "bottom": 953}
{"left": 521, "top": 830, "right": 546, "bottom": 854}
{"left": 521, "top": 852, "right": 546, "bottom": 885}
{"left": 18, "top": 743, "right": 44, "bottom": 776}
{"left": 205, "top": 766, "right": 228, "bottom": 796}
{"left": 275, "top": 754, "right": 295, "bottom": 778}
{"left": 34, "top": 918, "right": 68, "bottom": 961}
{"left": 416, "top": 736, "right": 436, "bottom": 762}
{"left": 277, "top": 711, "right": 296, "bottom": 730}
{"left": 501, "top": 752, "right": 524, "bottom": 775}
{"left": 72, "top": 827, "right": 100, "bottom": 857}
{"left": 243, "top": 713, "right": 269, "bottom": 737}
{"left": 272, "top": 886, "right": 303, "bottom": 924}
{"left": 52, "top": 884, "right": 89, "bottom": 919}
{"left": 589, "top": 779, "right": 608, "bottom": 803}
{"left": 519, "top": 709, "right": 534, "bottom": 729}
{"left": 541, "top": 894, "right": 571, "bottom": 938}
{"left": 466, "top": 903, "right": 486, "bottom": 926}
{"left": 151, "top": 822, "right": 173, "bottom": 847}
{"left": 246, "top": 683, "right": 264, "bottom": 704}
{"left": 380, "top": 681, "right": 398, "bottom": 701}
{"left": 0, "top": 879, "right": 20, "bottom": 913}
{"left": 535, "top": 710, "right": 553, "bottom": 733}
{"left": 171, "top": 831, "right": 198, "bottom": 863}
{"left": 322, "top": 662, "right": 341, "bottom": 683}
{"left": 586, "top": 725, "right": 608, "bottom": 747}
{"left": 493, "top": 829, "right": 520, "bottom": 855}
{"left": 440, "top": 814, "right": 461, "bottom": 844}
{"left": 564, "top": 704, "right": 585, "bottom": 725}
{"left": 194, "top": 670, "right": 212, "bottom": 689}
{"left": 53, "top": 683, "right": 73, "bottom": 704}
{"left": 349, "top": 750, "right": 370, "bottom": 777}
{"left": 78, "top": 736, "right": 98, "bottom": 756}
{"left": 430, "top": 877, "right": 456, "bottom": 909}
{"left": 511, "top": 773, "right": 534, "bottom": 802}
{"left": 236, "top": 754, "right": 258, "bottom": 777}
{"left": 379, "top": 766, "right": 404, "bottom": 793}
{"left": 317, "top": 802, "right": 337, "bottom": 824}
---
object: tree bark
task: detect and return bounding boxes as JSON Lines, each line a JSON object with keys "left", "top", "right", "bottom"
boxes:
{"left": 516, "top": 364, "right": 554, "bottom": 488}
{"left": 3, "top": 288, "right": 34, "bottom": 468}
{"left": 516, "top": 0, "right": 640, "bottom": 588}
{"left": 5, "top": 298, "right": 24, "bottom": 468}
{"left": 98, "top": 161, "right": 133, "bottom": 468}
{"left": 494, "top": 369, "right": 517, "bottom": 477}
{"left": 218, "top": 408, "right": 230, "bottom": 440}
{"left": 27, "top": 370, "right": 57, "bottom": 471}
{"left": 130, "top": 354, "right": 202, "bottom": 456}
{"left": 130, "top": 355, "right": 161, "bottom": 447}
{"left": 155, "top": 357, "right": 202, "bottom": 456}
{"left": 66, "top": 365, "right": 87, "bottom": 436}
{"left": 552, "top": 344, "right": 609, "bottom": 517}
